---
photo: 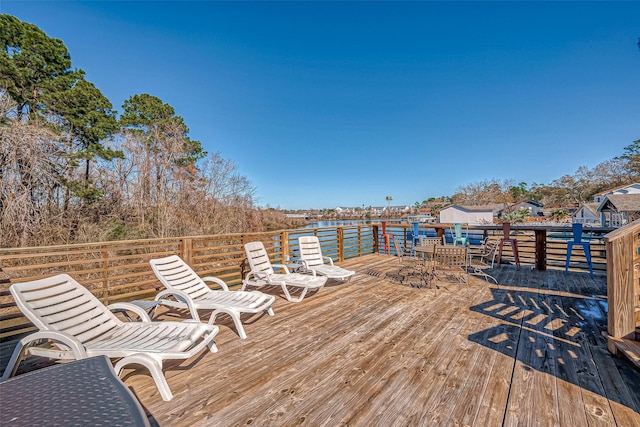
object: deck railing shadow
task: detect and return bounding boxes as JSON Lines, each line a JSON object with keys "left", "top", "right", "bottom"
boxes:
{"left": 468, "top": 286, "right": 640, "bottom": 411}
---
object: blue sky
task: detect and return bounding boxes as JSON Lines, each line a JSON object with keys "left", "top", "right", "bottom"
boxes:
{"left": 3, "top": 1, "right": 639, "bottom": 210}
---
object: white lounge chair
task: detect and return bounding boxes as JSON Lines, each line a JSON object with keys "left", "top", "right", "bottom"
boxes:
{"left": 149, "top": 255, "right": 275, "bottom": 339}
{"left": 1, "top": 274, "right": 218, "bottom": 401}
{"left": 297, "top": 236, "right": 355, "bottom": 281}
{"left": 242, "top": 241, "right": 327, "bottom": 302}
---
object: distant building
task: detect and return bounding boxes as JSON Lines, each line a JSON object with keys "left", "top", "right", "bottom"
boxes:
{"left": 573, "top": 203, "right": 600, "bottom": 225}
{"left": 439, "top": 205, "right": 498, "bottom": 225}
{"left": 285, "top": 213, "right": 309, "bottom": 219}
{"left": 406, "top": 214, "right": 437, "bottom": 223}
{"left": 333, "top": 205, "right": 410, "bottom": 217}
{"left": 511, "top": 200, "right": 544, "bottom": 216}
{"left": 596, "top": 194, "right": 640, "bottom": 227}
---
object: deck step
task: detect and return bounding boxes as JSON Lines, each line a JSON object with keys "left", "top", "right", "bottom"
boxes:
{"left": 614, "top": 338, "right": 640, "bottom": 370}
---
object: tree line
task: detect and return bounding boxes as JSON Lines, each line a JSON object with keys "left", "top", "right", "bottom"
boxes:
{"left": 0, "top": 15, "right": 303, "bottom": 248}
{"left": 442, "top": 141, "right": 640, "bottom": 213}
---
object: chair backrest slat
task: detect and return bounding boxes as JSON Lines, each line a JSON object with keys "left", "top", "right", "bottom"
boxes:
{"left": 420, "top": 237, "right": 442, "bottom": 255}
{"left": 298, "top": 236, "right": 324, "bottom": 267}
{"left": 435, "top": 246, "right": 467, "bottom": 267}
{"left": 150, "top": 255, "right": 211, "bottom": 300}
{"left": 244, "top": 242, "right": 276, "bottom": 275}
{"left": 9, "top": 274, "right": 120, "bottom": 342}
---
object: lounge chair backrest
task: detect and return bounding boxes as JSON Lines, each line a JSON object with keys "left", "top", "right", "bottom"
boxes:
{"left": 244, "top": 241, "right": 275, "bottom": 276}
{"left": 149, "top": 255, "right": 211, "bottom": 300}
{"left": 10, "top": 274, "right": 121, "bottom": 343}
{"left": 298, "top": 236, "right": 324, "bottom": 267}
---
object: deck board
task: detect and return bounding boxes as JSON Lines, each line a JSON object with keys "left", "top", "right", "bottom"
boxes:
{"left": 3, "top": 253, "right": 639, "bottom": 426}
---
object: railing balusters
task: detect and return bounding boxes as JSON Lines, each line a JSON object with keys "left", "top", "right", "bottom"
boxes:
{"left": 0, "top": 222, "right": 616, "bottom": 341}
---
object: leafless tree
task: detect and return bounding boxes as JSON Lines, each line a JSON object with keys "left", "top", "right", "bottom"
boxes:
{"left": 0, "top": 113, "right": 64, "bottom": 247}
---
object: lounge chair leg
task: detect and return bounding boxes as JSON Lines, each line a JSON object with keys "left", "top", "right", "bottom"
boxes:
{"left": 283, "top": 286, "right": 308, "bottom": 303}
{"left": 267, "top": 307, "right": 275, "bottom": 316}
{"left": 1, "top": 331, "right": 88, "bottom": 381}
{"left": 210, "top": 308, "right": 247, "bottom": 339}
{"left": 115, "top": 354, "right": 173, "bottom": 401}
{"left": 1, "top": 340, "right": 28, "bottom": 380}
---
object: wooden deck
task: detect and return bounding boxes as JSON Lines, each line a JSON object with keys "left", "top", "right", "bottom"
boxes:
{"left": 10, "top": 254, "right": 640, "bottom": 426}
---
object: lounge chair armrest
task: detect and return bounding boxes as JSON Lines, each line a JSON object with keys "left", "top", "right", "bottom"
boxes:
{"left": 201, "top": 276, "right": 229, "bottom": 291}
{"left": 271, "top": 263, "right": 291, "bottom": 274}
{"left": 154, "top": 289, "right": 201, "bottom": 322}
{"left": 244, "top": 271, "right": 265, "bottom": 282}
{"left": 28, "top": 330, "right": 87, "bottom": 358}
{"left": 323, "top": 256, "right": 334, "bottom": 266}
{"left": 108, "top": 302, "right": 152, "bottom": 322}
{"left": 1, "top": 330, "right": 88, "bottom": 380}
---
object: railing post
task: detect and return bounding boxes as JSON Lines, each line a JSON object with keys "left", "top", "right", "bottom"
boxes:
{"left": 182, "top": 238, "right": 193, "bottom": 265}
{"left": 281, "top": 231, "right": 289, "bottom": 264}
{"left": 534, "top": 229, "right": 547, "bottom": 271}
{"left": 338, "top": 227, "right": 345, "bottom": 262}
{"left": 373, "top": 225, "right": 380, "bottom": 254}
{"left": 102, "top": 247, "right": 109, "bottom": 304}
{"left": 358, "top": 225, "right": 362, "bottom": 257}
{"left": 605, "top": 232, "right": 636, "bottom": 353}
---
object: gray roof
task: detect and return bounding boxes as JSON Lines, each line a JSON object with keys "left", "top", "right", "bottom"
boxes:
{"left": 597, "top": 194, "right": 640, "bottom": 212}
{"left": 593, "top": 182, "right": 640, "bottom": 196}
{"left": 443, "top": 204, "right": 503, "bottom": 213}
{"left": 584, "top": 203, "right": 599, "bottom": 216}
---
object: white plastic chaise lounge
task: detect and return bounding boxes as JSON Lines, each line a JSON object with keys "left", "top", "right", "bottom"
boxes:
{"left": 149, "top": 255, "right": 275, "bottom": 339}
{"left": 243, "top": 241, "right": 327, "bottom": 302}
{"left": 1, "top": 274, "right": 218, "bottom": 401}
{"left": 297, "top": 236, "right": 355, "bottom": 281}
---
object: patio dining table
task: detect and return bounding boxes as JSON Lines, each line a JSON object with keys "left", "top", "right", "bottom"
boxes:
{"left": 0, "top": 355, "right": 150, "bottom": 426}
{"left": 410, "top": 245, "right": 441, "bottom": 286}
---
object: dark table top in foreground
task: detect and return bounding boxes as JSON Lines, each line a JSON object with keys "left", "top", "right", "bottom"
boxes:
{"left": 0, "top": 355, "right": 150, "bottom": 426}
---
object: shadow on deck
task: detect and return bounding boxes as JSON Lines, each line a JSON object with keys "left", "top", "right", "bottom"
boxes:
{"left": 2, "top": 254, "right": 639, "bottom": 426}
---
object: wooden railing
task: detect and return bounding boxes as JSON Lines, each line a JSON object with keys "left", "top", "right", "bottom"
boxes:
{"left": 0, "top": 222, "right": 611, "bottom": 341}
{"left": 603, "top": 219, "right": 640, "bottom": 360}
{"left": 375, "top": 223, "right": 610, "bottom": 275}
{"left": 0, "top": 226, "right": 376, "bottom": 340}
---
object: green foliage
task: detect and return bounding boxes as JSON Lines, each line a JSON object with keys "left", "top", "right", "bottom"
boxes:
{"left": 1, "top": 15, "right": 121, "bottom": 207}
{"left": 0, "top": 14, "right": 72, "bottom": 117}
{"left": 43, "top": 71, "right": 121, "bottom": 161}
{"left": 120, "top": 93, "right": 206, "bottom": 165}
{"left": 45, "top": 72, "right": 116, "bottom": 141}
{"left": 550, "top": 209, "right": 568, "bottom": 221}
{"left": 501, "top": 208, "right": 531, "bottom": 223}
{"left": 509, "top": 182, "right": 530, "bottom": 202}
{"left": 618, "top": 139, "right": 640, "bottom": 177}
{"left": 63, "top": 179, "right": 104, "bottom": 204}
